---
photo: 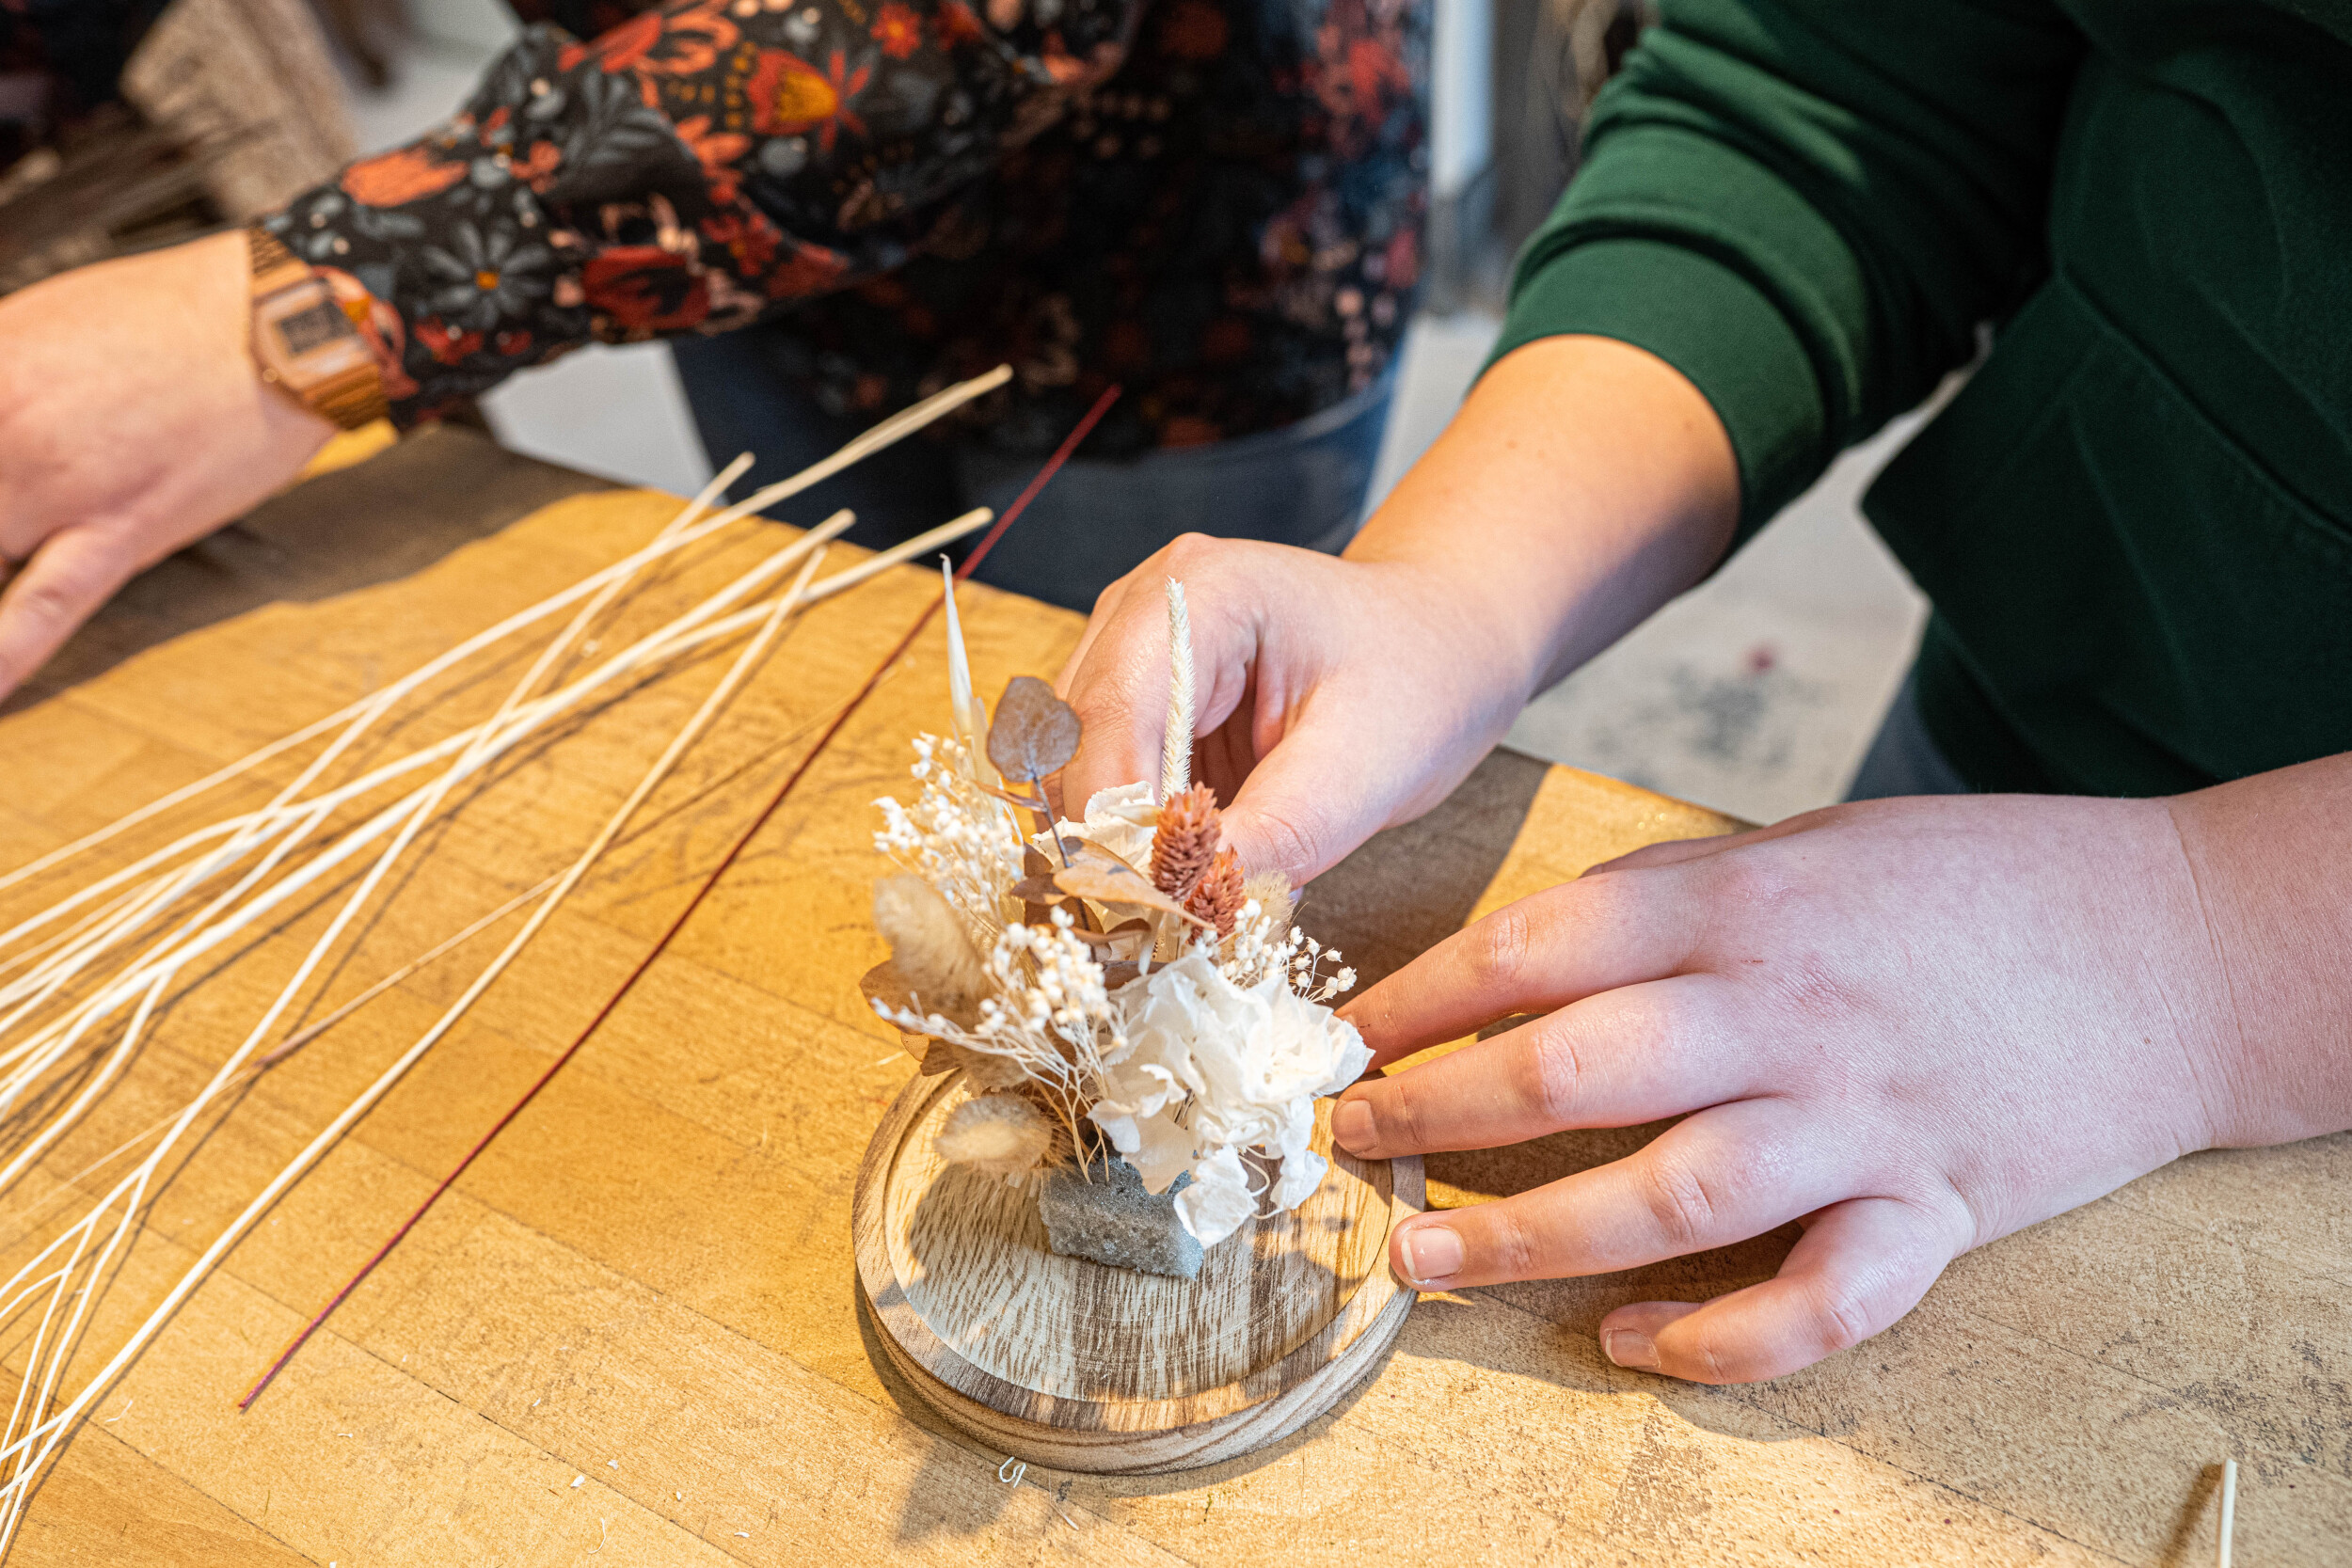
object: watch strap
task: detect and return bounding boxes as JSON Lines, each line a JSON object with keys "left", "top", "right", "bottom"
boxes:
{"left": 246, "top": 227, "right": 391, "bottom": 431}
{"left": 246, "top": 227, "right": 310, "bottom": 295}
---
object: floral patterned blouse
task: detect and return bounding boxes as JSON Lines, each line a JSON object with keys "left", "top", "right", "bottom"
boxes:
{"left": 257, "top": 0, "right": 1431, "bottom": 453}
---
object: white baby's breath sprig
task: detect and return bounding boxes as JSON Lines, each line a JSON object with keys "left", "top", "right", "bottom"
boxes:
{"left": 874, "top": 735, "right": 1025, "bottom": 941}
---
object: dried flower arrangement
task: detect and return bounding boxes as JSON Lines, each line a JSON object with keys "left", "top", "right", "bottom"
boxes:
{"left": 866, "top": 577, "right": 1366, "bottom": 1272}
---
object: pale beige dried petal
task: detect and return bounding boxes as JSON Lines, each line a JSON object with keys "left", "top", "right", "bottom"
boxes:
{"left": 1054, "top": 843, "right": 1203, "bottom": 925}
{"left": 939, "top": 1037, "right": 1034, "bottom": 1091}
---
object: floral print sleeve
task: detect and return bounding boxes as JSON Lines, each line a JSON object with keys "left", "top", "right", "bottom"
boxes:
{"left": 264, "top": 0, "right": 1139, "bottom": 423}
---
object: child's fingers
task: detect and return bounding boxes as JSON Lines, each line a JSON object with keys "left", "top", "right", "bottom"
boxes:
{"left": 1597, "top": 1196, "right": 1956, "bottom": 1384}
{"left": 1381, "top": 1098, "right": 1839, "bottom": 1289}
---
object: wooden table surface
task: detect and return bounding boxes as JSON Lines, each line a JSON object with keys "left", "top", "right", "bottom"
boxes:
{"left": 0, "top": 429, "right": 2344, "bottom": 1566}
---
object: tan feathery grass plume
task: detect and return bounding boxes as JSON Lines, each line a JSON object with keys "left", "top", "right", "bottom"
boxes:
{"left": 1242, "top": 869, "right": 1293, "bottom": 936}
{"left": 1160, "top": 578, "right": 1193, "bottom": 800}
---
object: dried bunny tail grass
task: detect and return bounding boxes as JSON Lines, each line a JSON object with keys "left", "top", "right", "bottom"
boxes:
{"left": 873, "top": 876, "right": 989, "bottom": 1013}
{"left": 1184, "top": 847, "right": 1247, "bottom": 939}
{"left": 936, "top": 1091, "right": 1060, "bottom": 1179}
{"left": 1242, "top": 870, "right": 1293, "bottom": 938}
{"left": 1149, "top": 784, "right": 1220, "bottom": 902}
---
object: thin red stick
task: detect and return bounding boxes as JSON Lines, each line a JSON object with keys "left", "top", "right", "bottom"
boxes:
{"left": 239, "top": 384, "right": 1120, "bottom": 1410}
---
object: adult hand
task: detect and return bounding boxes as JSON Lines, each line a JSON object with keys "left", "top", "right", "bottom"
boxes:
{"left": 1055, "top": 538, "right": 1536, "bottom": 887}
{"left": 1331, "top": 766, "right": 2352, "bottom": 1383}
{"left": 1056, "top": 336, "right": 1740, "bottom": 886}
{"left": 0, "top": 232, "right": 333, "bottom": 700}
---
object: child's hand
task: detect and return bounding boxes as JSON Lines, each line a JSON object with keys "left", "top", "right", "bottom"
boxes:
{"left": 1331, "top": 778, "right": 2352, "bottom": 1383}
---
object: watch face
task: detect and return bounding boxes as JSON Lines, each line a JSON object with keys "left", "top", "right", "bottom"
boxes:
{"left": 277, "top": 296, "right": 352, "bottom": 356}
{"left": 256, "top": 277, "right": 374, "bottom": 392}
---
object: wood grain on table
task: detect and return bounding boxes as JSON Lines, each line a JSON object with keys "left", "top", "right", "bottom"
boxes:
{"left": 0, "top": 430, "right": 2344, "bottom": 1566}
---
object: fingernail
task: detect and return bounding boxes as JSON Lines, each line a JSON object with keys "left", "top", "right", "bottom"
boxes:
{"left": 1603, "top": 1330, "right": 1661, "bottom": 1371}
{"left": 1331, "top": 1098, "right": 1375, "bottom": 1153}
{"left": 1396, "top": 1223, "right": 1463, "bottom": 1286}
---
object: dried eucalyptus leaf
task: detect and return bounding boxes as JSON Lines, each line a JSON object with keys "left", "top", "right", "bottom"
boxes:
{"left": 987, "top": 675, "right": 1081, "bottom": 783}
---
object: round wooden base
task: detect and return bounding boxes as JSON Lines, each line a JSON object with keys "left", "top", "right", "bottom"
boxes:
{"left": 852, "top": 1069, "right": 1423, "bottom": 1474}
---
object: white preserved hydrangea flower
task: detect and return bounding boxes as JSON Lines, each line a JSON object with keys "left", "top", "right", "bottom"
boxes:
{"left": 1035, "top": 782, "right": 1160, "bottom": 868}
{"left": 1088, "top": 953, "right": 1372, "bottom": 1246}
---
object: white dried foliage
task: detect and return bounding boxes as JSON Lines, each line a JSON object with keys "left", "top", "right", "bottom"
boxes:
{"left": 872, "top": 875, "right": 989, "bottom": 1013}
{"left": 936, "top": 1092, "right": 1057, "bottom": 1179}
{"left": 1091, "top": 952, "right": 1369, "bottom": 1244}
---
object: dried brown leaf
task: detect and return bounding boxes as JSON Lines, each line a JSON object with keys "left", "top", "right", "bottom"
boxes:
{"left": 1053, "top": 843, "right": 1208, "bottom": 926}
{"left": 987, "top": 675, "right": 1081, "bottom": 783}
{"left": 858, "top": 959, "right": 955, "bottom": 1072}
{"left": 1065, "top": 918, "right": 1154, "bottom": 956}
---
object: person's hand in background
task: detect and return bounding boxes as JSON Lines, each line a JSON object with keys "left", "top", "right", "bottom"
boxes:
{"left": 1329, "top": 762, "right": 2352, "bottom": 1384}
{"left": 1055, "top": 335, "right": 1740, "bottom": 887}
{"left": 0, "top": 231, "right": 332, "bottom": 701}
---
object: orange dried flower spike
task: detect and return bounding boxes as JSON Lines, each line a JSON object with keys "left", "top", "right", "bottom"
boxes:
{"left": 1184, "top": 846, "right": 1246, "bottom": 939}
{"left": 1151, "top": 784, "right": 1221, "bottom": 901}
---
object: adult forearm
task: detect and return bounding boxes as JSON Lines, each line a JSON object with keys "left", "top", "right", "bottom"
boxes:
{"left": 2168, "top": 752, "right": 2352, "bottom": 1148}
{"left": 270, "top": 1, "right": 1137, "bottom": 424}
{"left": 1344, "top": 334, "right": 1739, "bottom": 705}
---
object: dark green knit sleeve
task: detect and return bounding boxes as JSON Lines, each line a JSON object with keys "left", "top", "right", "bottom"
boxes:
{"left": 1493, "top": 0, "right": 2085, "bottom": 534}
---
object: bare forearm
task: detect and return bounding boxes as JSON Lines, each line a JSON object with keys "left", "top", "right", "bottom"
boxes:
{"left": 2169, "top": 752, "right": 2352, "bottom": 1147}
{"left": 1345, "top": 334, "right": 1739, "bottom": 703}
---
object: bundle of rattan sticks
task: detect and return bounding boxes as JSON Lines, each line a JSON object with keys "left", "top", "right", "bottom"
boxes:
{"left": 0, "top": 364, "right": 1012, "bottom": 1551}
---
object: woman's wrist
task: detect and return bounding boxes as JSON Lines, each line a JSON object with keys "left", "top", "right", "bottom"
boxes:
{"left": 1345, "top": 334, "right": 1739, "bottom": 702}
{"left": 2163, "top": 755, "right": 2352, "bottom": 1150}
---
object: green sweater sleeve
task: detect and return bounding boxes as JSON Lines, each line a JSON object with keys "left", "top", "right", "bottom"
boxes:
{"left": 1495, "top": 0, "right": 2086, "bottom": 534}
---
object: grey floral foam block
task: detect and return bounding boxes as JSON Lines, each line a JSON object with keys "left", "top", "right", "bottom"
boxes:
{"left": 1037, "top": 1159, "right": 1204, "bottom": 1280}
